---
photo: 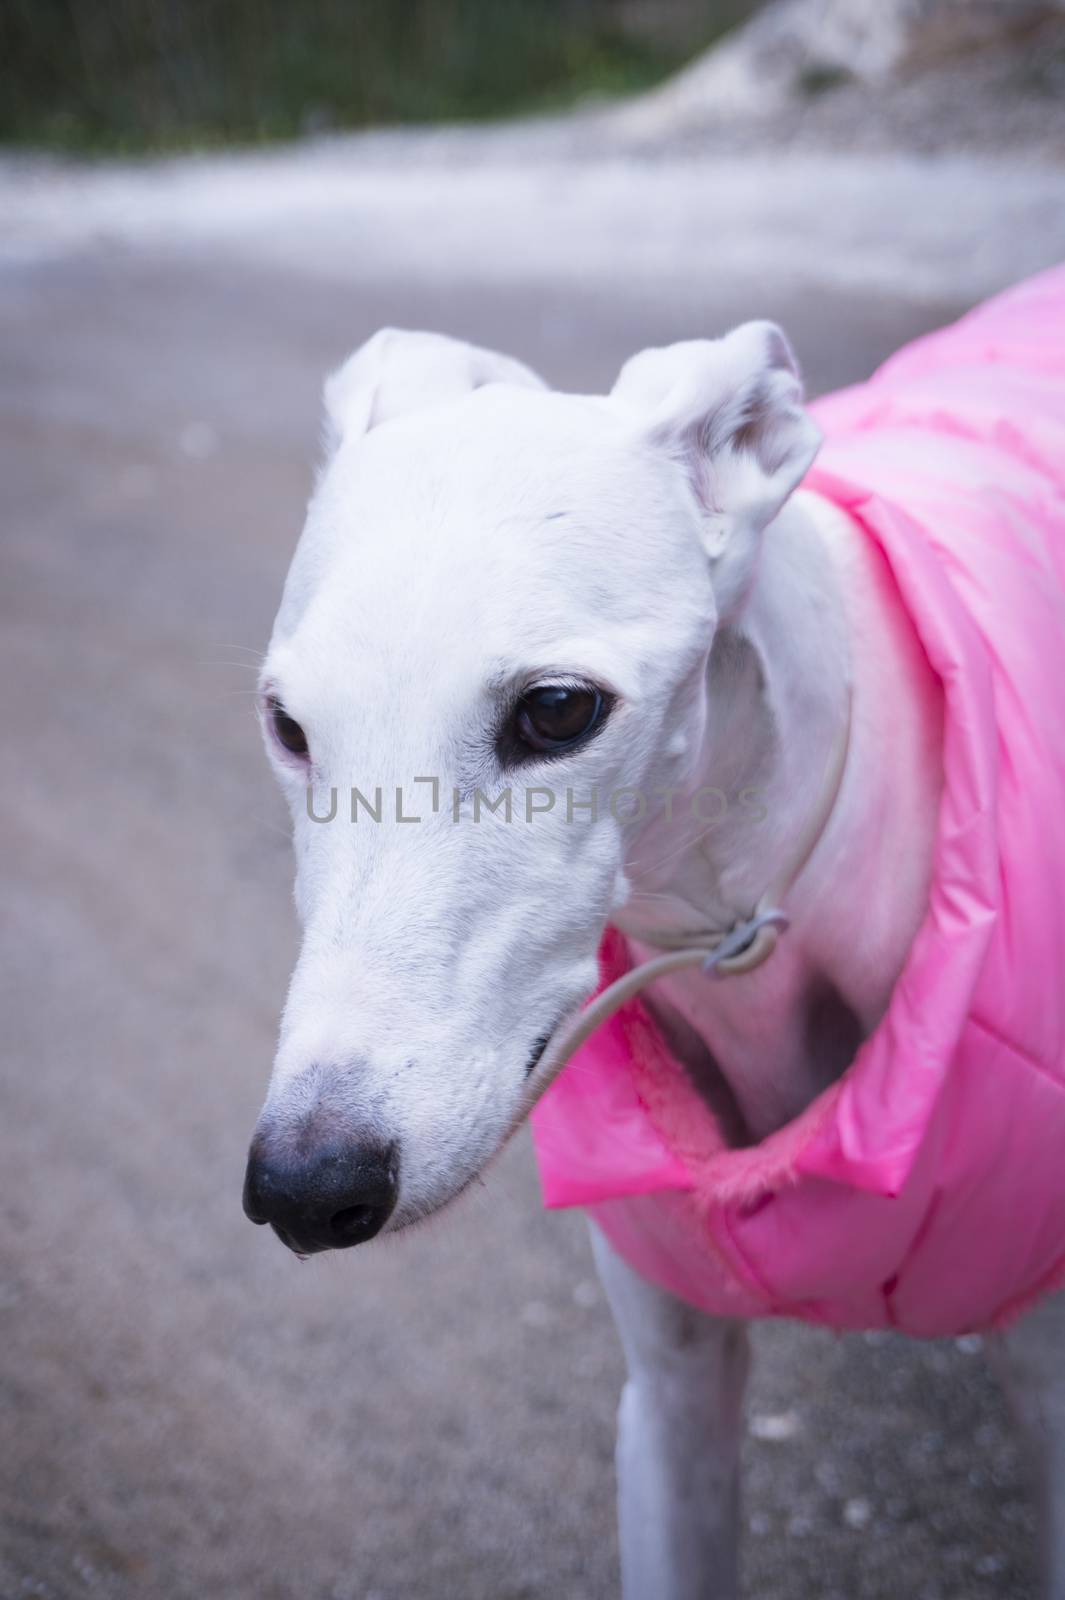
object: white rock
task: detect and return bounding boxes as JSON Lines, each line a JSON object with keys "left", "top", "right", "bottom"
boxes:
{"left": 749, "top": 1409, "right": 802, "bottom": 1441}
{"left": 843, "top": 1495, "right": 873, "bottom": 1529}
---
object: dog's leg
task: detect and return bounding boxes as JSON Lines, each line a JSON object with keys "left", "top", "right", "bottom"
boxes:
{"left": 989, "top": 1288, "right": 1065, "bottom": 1598}
{"left": 591, "top": 1225, "right": 749, "bottom": 1600}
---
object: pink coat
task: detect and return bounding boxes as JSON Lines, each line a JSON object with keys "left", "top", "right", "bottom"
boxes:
{"left": 531, "top": 265, "right": 1065, "bottom": 1337}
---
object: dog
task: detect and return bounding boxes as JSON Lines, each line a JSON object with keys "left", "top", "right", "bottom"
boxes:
{"left": 243, "top": 269, "right": 1065, "bottom": 1599}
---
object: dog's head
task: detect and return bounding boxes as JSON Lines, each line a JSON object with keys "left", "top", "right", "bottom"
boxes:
{"left": 243, "top": 325, "right": 818, "bottom": 1254}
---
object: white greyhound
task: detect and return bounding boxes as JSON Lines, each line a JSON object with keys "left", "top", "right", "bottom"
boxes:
{"left": 243, "top": 323, "right": 1065, "bottom": 1599}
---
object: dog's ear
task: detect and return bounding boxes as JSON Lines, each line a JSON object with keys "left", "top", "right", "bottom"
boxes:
{"left": 324, "top": 329, "right": 547, "bottom": 445}
{"left": 611, "top": 323, "right": 821, "bottom": 606}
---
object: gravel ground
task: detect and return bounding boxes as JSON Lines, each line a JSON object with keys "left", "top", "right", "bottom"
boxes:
{"left": 614, "top": 11, "right": 1065, "bottom": 164}
{"left": 0, "top": 132, "right": 1059, "bottom": 1599}
{"left": 651, "top": 29, "right": 1065, "bottom": 162}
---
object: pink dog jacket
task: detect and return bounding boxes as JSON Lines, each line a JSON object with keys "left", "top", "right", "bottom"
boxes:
{"left": 531, "top": 266, "right": 1065, "bottom": 1336}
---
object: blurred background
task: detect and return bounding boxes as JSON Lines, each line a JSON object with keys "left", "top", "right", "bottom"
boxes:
{"left": 0, "top": 0, "right": 750, "bottom": 149}
{"left": 2, "top": 3, "right": 1065, "bottom": 1598}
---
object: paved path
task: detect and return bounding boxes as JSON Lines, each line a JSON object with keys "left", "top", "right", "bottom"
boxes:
{"left": 1, "top": 136, "right": 1059, "bottom": 1600}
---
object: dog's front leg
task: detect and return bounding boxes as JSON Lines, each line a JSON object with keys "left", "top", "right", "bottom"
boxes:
{"left": 591, "top": 1225, "right": 750, "bottom": 1600}
{"left": 989, "top": 1288, "right": 1065, "bottom": 1598}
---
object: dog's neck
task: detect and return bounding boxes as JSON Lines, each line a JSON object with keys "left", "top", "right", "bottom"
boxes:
{"left": 614, "top": 489, "right": 943, "bottom": 1141}
{"left": 616, "top": 491, "right": 851, "bottom": 949}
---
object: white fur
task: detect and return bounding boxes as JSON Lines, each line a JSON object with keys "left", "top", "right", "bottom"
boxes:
{"left": 249, "top": 326, "right": 1065, "bottom": 1598}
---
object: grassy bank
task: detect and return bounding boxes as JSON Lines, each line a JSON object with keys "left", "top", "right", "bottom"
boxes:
{"left": 0, "top": 0, "right": 747, "bottom": 154}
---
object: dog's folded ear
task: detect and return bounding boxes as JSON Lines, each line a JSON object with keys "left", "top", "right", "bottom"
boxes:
{"left": 324, "top": 329, "right": 547, "bottom": 445}
{"left": 611, "top": 323, "right": 821, "bottom": 593}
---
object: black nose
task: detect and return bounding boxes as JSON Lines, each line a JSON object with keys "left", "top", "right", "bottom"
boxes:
{"left": 243, "top": 1134, "right": 399, "bottom": 1254}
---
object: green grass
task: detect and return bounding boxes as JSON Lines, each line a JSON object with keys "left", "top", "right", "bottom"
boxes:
{"left": 0, "top": 0, "right": 744, "bottom": 155}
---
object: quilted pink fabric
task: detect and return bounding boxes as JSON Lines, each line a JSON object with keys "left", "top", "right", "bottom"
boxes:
{"left": 530, "top": 266, "right": 1065, "bottom": 1335}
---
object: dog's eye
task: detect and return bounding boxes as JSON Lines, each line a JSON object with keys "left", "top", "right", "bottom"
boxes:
{"left": 515, "top": 684, "right": 606, "bottom": 753}
{"left": 268, "top": 699, "right": 309, "bottom": 758}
